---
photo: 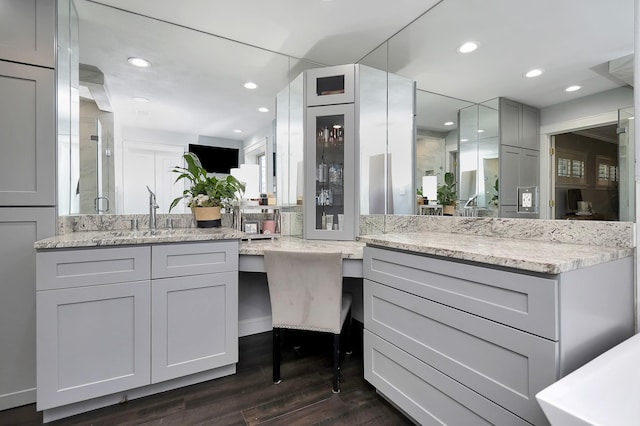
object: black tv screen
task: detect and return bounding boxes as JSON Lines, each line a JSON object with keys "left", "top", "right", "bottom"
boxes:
{"left": 188, "top": 144, "right": 239, "bottom": 174}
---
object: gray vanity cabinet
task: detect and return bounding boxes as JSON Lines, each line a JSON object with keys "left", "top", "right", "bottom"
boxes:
{"left": 36, "top": 241, "right": 239, "bottom": 419}
{"left": 36, "top": 246, "right": 152, "bottom": 410}
{"left": 363, "top": 246, "right": 634, "bottom": 425}
{"left": 150, "top": 242, "right": 238, "bottom": 383}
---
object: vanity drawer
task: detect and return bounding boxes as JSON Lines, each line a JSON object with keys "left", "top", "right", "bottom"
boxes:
{"left": 365, "top": 280, "right": 556, "bottom": 426}
{"left": 152, "top": 241, "right": 238, "bottom": 279}
{"left": 36, "top": 246, "right": 151, "bottom": 290}
{"left": 364, "top": 246, "right": 559, "bottom": 340}
{"left": 364, "top": 330, "right": 533, "bottom": 426}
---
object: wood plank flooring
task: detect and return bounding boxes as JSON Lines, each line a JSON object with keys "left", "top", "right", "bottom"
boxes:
{"left": 0, "top": 324, "right": 413, "bottom": 425}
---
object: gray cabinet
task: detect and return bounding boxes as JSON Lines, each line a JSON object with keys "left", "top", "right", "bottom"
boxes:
{"left": 0, "top": 60, "right": 55, "bottom": 206}
{"left": 363, "top": 246, "right": 634, "bottom": 425}
{"left": 500, "top": 145, "right": 539, "bottom": 217}
{"left": 151, "top": 242, "right": 238, "bottom": 383}
{"left": 304, "top": 65, "right": 358, "bottom": 240}
{"left": 0, "top": 207, "right": 55, "bottom": 411}
{"left": 37, "top": 280, "right": 152, "bottom": 410}
{"left": 499, "top": 98, "right": 540, "bottom": 151}
{"left": 36, "top": 241, "right": 239, "bottom": 418}
{"left": 0, "top": 0, "right": 57, "bottom": 412}
{"left": 0, "top": 0, "right": 56, "bottom": 67}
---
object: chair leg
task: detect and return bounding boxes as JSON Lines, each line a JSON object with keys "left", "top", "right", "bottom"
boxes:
{"left": 345, "top": 308, "right": 353, "bottom": 355}
{"left": 332, "top": 333, "right": 340, "bottom": 393}
{"left": 273, "top": 328, "right": 282, "bottom": 384}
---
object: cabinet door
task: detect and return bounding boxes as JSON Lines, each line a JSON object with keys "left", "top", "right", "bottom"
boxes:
{"left": 37, "top": 281, "right": 152, "bottom": 410}
{"left": 0, "top": 0, "right": 55, "bottom": 67}
{"left": 151, "top": 271, "right": 238, "bottom": 383}
{"left": 304, "top": 103, "right": 356, "bottom": 240}
{"left": 0, "top": 207, "right": 54, "bottom": 411}
{"left": 520, "top": 104, "right": 540, "bottom": 150}
{"left": 0, "top": 61, "right": 55, "bottom": 205}
{"left": 520, "top": 148, "right": 539, "bottom": 187}
{"left": 500, "top": 145, "right": 521, "bottom": 205}
{"left": 499, "top": 98, "right": 520, "bottom": 147}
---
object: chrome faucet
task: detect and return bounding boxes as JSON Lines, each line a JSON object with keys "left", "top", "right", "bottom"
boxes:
{"left": 146, "top": 186, "right": 159, "bottom": 230}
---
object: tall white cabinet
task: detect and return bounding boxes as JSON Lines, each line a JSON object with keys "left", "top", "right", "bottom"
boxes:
{"left": 0, "top": 0, "right": 56, "bottom": 411}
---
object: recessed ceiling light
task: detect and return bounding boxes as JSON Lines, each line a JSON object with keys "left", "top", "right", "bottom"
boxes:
{"left": 460, "top": 138, "right": 469, "bottom": 142}
{"left": 127, "top": 57, "right": 151, "bottom": 68}
{"left": 477, "top": 129, "right": 485, "bottom": 133}
{"left": 233, "top": 129, "right": 243, "bottom": 133}
{"left": 132, "top": 97, "right": 149, "bottom": 103}
{"left": 244, "top": 82, "right": 258, "bottom": 90}
{"left": 565, "top": 85, "right": 581, "bottom": 92}
{"left": 524, "top": 69, "right": 544, "bottom": 78}
{"left": 258, "top": 107, "right": 269, "bottom": 112}
{"left": 457, "top": 41, "right": 478, "bottom": 54}
{"left": 444, "top": 121, "right": 455, "bottom": 126}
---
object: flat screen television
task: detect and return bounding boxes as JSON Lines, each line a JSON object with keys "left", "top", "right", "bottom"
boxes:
{"left": 188, "top": 144, "right": 239, "bottom": 174}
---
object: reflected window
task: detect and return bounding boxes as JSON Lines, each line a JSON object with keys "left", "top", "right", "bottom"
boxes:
{"left": 556, "top": 149, "right": 586, "bottom": 184}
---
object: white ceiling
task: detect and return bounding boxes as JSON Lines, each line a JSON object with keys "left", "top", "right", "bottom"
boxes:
{"left": 74, "top": 0, "right": 634, "bottom": 139}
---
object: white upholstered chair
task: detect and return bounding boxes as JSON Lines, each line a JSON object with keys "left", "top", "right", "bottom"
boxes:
{"left": 264, "top": 250, "right": 352, "bottom": 393}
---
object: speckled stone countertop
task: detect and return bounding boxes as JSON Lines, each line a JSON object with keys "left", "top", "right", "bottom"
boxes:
{"left": 34, "top": 229, "right": 364, "bottom": 259}
{"left": 239, "top": 237, "right": 364, "bottom": 259}
{"left": 33, "top": 228, "right": 244, "bottom": 249}
{"left": 34, "top": 227, "right": 632, "bottom": 274}
{"left": 359, "top": 232, "right": 634, "bottom": 274}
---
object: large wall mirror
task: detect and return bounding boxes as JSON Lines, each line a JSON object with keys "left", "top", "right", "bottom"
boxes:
{"left": 58, "top": 0, "right": 635, "bottom": 223}
{"left": 57, "top": 0, "right": 320, "bottom": 216}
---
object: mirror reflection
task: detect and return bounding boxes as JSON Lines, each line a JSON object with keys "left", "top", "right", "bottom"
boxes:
{"left": 58, "top": 0, "right": 635, "bottom": 223}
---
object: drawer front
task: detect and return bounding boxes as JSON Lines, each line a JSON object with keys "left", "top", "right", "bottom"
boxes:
{"left": 152, "top": 241, "right": 238, "bottom": 279}
{"left": 364, "top": 246, "right": 558, "bottom": 340}
{"left": 365, "top": 280, "right": 556, "bottom": 426}
{"left": 37, "top": 246, "right": 151, "bottom": 291}
{"left": 364, "top": 331, "right": 533, "bottom": 426}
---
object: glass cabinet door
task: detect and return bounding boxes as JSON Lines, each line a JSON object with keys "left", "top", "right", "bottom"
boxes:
{"left": 305, "top": 104, "right": 355, "bottom": 240}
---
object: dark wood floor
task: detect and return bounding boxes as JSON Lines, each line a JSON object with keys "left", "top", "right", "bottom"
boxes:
{"left": 0, "top": 324, "right": 412, "bottom": 425}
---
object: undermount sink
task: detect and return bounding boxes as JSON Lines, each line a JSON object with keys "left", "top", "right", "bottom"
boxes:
{"left": 536, "top": 332, "right": 640, "bottom": 426}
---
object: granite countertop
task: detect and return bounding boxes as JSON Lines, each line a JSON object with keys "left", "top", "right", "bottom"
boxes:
{"left": 34, "top": 228, "right": 244, "bottom": 249}
{"left": 33, "top": 229, "right": 365, "bottom": 260}
{"left": 358, "top": 232, "right": 634, "bottom": 274}
{"left": 239, "top": 236, "right": 364, "bottom": 259}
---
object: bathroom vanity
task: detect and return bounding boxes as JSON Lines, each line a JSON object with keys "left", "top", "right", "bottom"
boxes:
{"left": 34, "top": 230, "right": 241, "bottom": 422}
{"left": 360, "top": 233, "right": 635, "bottom": 426}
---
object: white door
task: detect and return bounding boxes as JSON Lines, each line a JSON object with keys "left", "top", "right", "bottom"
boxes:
{"left": 123, "top": 142, "right": 185, "bottom": 214}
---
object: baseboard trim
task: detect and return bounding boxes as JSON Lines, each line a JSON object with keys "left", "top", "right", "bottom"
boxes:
{"left": 0, "top": 387, "right": 36, "bottom": 411}
{"left": 239, "top": 315, "right": 271, "bottom": 337}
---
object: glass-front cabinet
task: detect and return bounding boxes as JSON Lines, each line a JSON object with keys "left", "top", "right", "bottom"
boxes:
{"left": 305, "top": 104, "right": 355, "bottom": 240}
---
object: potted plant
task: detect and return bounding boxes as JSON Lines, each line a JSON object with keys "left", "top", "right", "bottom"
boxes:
{"left": 169, "top": 152, "right": 245, "bottom": 227}
{"left": 437, "top": 172, "right": 457, "bottom": 215}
